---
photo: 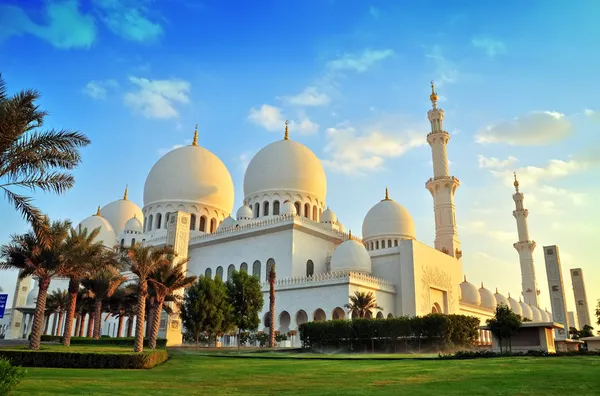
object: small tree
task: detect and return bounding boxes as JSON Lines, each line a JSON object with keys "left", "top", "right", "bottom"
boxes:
{"left": 595, "top": 299, "right": 600, "bottom": 328}
{"left": 569, "top": 326, "right": 581, "bottom": 340}
{"left": 268, "top": 264, "right": 276, "bottom": 348}
{"left": 580, "top": 324, "right": 594, "bottom": 338}
{"left": 226, "top": 270, "right": 264, "bottom": 349}
{"left": 486, "top": 304, "right": 522, "bottom": 353}
{"left": 345, "top": 291, "right": 383, "bottom": 318}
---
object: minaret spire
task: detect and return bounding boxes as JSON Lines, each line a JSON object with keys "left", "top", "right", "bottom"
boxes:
{"left": 425, "top": 82, "right": 461, "bottom": 259}
{"left": 512, "top": 176, "right": 539, "bottom": 306}
{"left": 284, "top": 120, "right": 289, "bottom": 140}
{"left": 95, "top": 206, "right": 101, "bottom": 216}
{"left": 192, "top": 124, "right": 198, "bottom": 146}
{"left": 385, "top": 187, "right": 389, "bottom": 200}
{"left": 123, "top": 184, "right": 128, "bottom": 200}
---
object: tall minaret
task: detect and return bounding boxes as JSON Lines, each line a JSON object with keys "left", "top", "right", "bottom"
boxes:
{"left": 425, "top": 82, "right": 461, "bottom": 259}
{"left": 512, "top": 173, "right": 540, "bottom": 306}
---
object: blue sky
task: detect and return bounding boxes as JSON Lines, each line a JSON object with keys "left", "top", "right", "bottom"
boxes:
{"left": 1, "top": 0, "right": 599, "bottom": 319}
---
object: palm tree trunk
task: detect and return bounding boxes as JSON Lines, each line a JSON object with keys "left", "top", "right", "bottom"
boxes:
{"left": 56, "top": 311, "right": 64, "bottom": 337}
{"left": 134, "top": 283, "right": 148, "bottom": 352}
{"left": 117, "top": 315, "right": 125, "bottom": 338}
{"left": 62, "top": 280, "right": 79, "bottom": 346}
{"left": 148, "top": 301, "right": 163, "bottom": 349}
{"left": 74, "top": 314, "right": 81, "bottom": 337}
{"left": 79, "top": 313, "right": 86, "bottom": 337}
{"left": 93, "top": 299, "right": 102, "bottom": 339}
{"left": 43, "top": 315, "right": 50, "bottom": 335}
{"left": 29, "top": 277, "right": 51, "bottom": 350}
{"left": 87, "top": 312, "right": 95, "bottom": 338}
{"left": 269, "top": 278, "right": 276, "bottom": 348}
{"left": 146, "top": 307, "right": 154, "bottom": 338}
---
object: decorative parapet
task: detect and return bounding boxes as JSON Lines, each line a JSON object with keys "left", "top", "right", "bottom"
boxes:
{"left": 261, "top": 270, "right": 396, "bottom": 293}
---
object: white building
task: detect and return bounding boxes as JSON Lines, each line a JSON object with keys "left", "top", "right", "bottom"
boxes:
{"left": 5, "top": 85, "right": 551, "bottom": 346}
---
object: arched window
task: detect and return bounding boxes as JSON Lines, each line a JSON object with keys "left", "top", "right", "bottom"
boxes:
{"left": 387, "top": 240, "right": 391, "bottom": 248}
{"left": 227, "top": 264, "right": 235, "bottom": 281}
{"left": 266, "top": 258, "right": 275, "bottom": 282}
{"left": 216, "top": 266, "right": 223, "bottom": 280}
{"left": 205, "top": 268, "right": 212, "bottom": 278}
{"left": 200, "top": 216, "right": 207, "bottom": 232}
{"left": 210, "top": 218, "right": 217, "bottom": 233}
{"left": 190, "top": 214, "right": 196, "bottom": 231}
{"left": 304, "top": 203, "right": 310, "bottom": 218}
{"left": 143, "top": 217, "right": 148, "bottom": 232}
{"left": 254, "top": 202, "right": 260, "bottom": 218}
{"left": 142, "top": 239, "right": 145, "bottom": 244}
{"left": 294, "top": 202, "right": 301, "bottom": 215}
{"left": 147, "top": 215, "right": 153, "bottom": 231}
{"left": 165, "top": 212, "right": 170, "bottom": 228}
{"left": 370, "top": 242, "right": 374, "bottom": 250}
{"left": 120, "top": 239, "right": 125, "bottom": 247}
{"left": 394, "top": 240, "right": 398, "bottom": 247}
{"left": 156, "top": 213, "right": 162, "bottom": 229}
{"left": 306, "top": 260, "right": 314, "bottom": 277}
{"left": 263, "top": 201, "right": 269, "bottom": 216}
{"left": 273, "top": 201, "right": 280, "bottom": 215}
{"left": 375, "top": 241, "right": 379, "bottom": 249}
{"left": 131, "top": 238, "right": 136, "bottom": 247}
{"left": 240, "top": 262, "right": 248, "bottom": 272}
{"left": 312, "top": 205, "right": 317, "bottom": 220}
{"left": 252, "top": 260, "right": 261, "bottom": 279}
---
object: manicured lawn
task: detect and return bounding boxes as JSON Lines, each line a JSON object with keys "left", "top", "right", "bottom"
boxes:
{"left": 12, "top": 348, "right": 600, "bottom": 395}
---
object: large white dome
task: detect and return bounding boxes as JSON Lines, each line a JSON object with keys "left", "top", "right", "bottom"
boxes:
{"left": 362, "top": 195, "right": 416, "bottom": 241}
{"left": 77, "top": 209, "right": 117, "bottom": 247}
{"left": 243, "top": 139, "right": 326, "bottom": 202}
{"left": 479, "top": 284, "right": 497, "bottom": 310}
{"left": 330, "top": 238, "right": 372, "bottom": 274}
{"left": 144, "top": 144, "right": 234, "bottom": 213}
{"left": 25, "top": 282, "right": 38, "bottom": 307}
{"left": 101, "top": 189, "right": 143, "bottom": 235}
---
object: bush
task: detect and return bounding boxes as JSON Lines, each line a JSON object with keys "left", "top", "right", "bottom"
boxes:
{"left": 0, "top": 349, "right": 168, "bottom": 369}
{"left": 0, "top": 358, "right": 26, "bottom": 394}
{"left": 40, "top": 335, "right": 167, "bottom": 348}
{"left": 439, "top": 349, "right": 600, "bottom": 359}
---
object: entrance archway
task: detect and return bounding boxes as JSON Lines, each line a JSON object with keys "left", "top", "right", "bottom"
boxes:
{"left": 332, "top": 307, "right": 345, "bottom": 320}
{"left": 313, "top": 308, "right": 326, "bottom": 322}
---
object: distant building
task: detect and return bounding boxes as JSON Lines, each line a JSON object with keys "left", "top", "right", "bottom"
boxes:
{"left": 570, "top": 268, "right": 592, "bottom": 329}
{"left": 543, "top": 245, "right": 568, "bottom": 339}
{"left": 568, "top": 311, "right": 578, "bottom": 330}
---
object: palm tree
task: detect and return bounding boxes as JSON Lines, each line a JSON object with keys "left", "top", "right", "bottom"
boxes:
{"left": 147, "top": 261, "right": 196, "bottom": 349}
{"left": 124, "top": 244, "right": 174, "bottom": 352}
{"left": 109, "top": 286, "right": 137, "bottom": 338}
{"left": 44, "top": 292, "right": 59, "bottom": 335}
{"left": 61, "top": 226, "right": 105, "bottom": 346}
{"left": 82, "top": 266, "right": 127, "bottom": 339}
{"left": 345, "top": 291, "right": 383, "bottom": 319}
{"left": 48, "top": 289, "right": 70, "bottom": 336}
{"left": 0, "top": 218, "right": 71, "bottom": 349}
{"left": 0, "top": 74, "right": 90, "bottom": 245}
{"left": 268, "top": 264, "right": 276, "bottom": 348}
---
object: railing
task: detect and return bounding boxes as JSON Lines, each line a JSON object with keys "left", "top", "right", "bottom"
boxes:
{"left": 261, "top": 270, "right": 396, "bottom": 292}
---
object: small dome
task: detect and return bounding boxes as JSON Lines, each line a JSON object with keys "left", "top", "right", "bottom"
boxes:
{"left": 540, "top": 309, "right": 550, "bottom": 322}
{"left": 280, "top": 200, "right": 297, "bottom": 216}
{"left": 321, "top": 208, "right": 337, "bottom": 224}
{"left": 336, "top": 221, "right": 345, "bottom": 233}
{"left": 459, "top": 277, "right": 481, "bottom": 306}
{"left": 362, "top": 197, "right": 415, "bottom": 241}
{"left": 77, "top": 210, "right": 117, "bottom": 247}
{"left": 519, "top": 300, "right": 533, "bottom": 320}
{"left": 330, "top": 238, "right": 371, "bottom": 274}
{"left": 530, "top": 305, "right": 542, "bottom": 322}
{"left": 507, "top": 294, "right": 522, "bottom": 316}
{"left": 236, "top": 205, "right": 253, "bottom": 220}
{"left": 25, "top": 282, "right": 38, "bottom": 307}
{"left": 545, "top": 309, "right": 553, "bottom": 322}
{"left": 478, "top": 284, "right": 497, "bottom": 310}
{"left": 217, "top": 216, "right": 236, "bottom": 231}
{"left": 494, "top": 289, "right": 509, "bottom": 307}
{"left": 124, "top": 215, "right": 143, "bottom": 233}
{"left": 100, "top": 191, "right": 143, "bottom": 235}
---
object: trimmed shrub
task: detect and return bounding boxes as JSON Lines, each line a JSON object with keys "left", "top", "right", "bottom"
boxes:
{"left": 0, "top": 358, "right": 27, "bottom": 394}
{"left": 40, "top": 335, "right": 167, "bottom": 348}
{"left": 439, "top": 349, "right": 600, "bottom": 359}
{"left": 0, "top": 349, "right": 168, "bottom": 369}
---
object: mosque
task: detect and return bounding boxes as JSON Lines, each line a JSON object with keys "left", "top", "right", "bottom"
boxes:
{"left": 4, "top": 84, "right": 554, "bottom": 346}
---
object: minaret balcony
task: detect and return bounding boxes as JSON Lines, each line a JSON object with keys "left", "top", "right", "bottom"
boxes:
{"left": 426, "top": 130, "right": 449, "bottom": 141}
{"left": 425, "top": 176, "right": 460, "bottom": 195}
{"left": 512, "top": 209, "right": 529, "bottom": 216}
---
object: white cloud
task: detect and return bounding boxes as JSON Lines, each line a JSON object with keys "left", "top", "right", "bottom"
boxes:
{"left": 279, "top": 86, "right": 331, "bottom": 107}
{"left": 476, "top": 111, "right": 572, "bottom": 145}
{"left": 92, "top": 0, "right": 163, "bottom": 43}
{"left": 238, "top": 152, "right": 253, "bottom": 173}
{"left": 471, "top": 36, "right": 506, "bottom": 58}
{"left": 463, "top": 221, "right": 515, "bottom": 243}
{"left": 490, "top": 159, "right": 588, "bottom": 188}
{"left": 539, "top": 185, "right": 587, "bottom": 206}
{"left": 321, "top": 123, "right": 426, "bottom": 175}
{"left": 584, "top": 108, "right": 600, "bottom": 121}
{"left": 327, "top": 49, "right": 394, "bottom": 73}
{"left": 82, "top": 79, "right": 118, "bottom": 99}
{"left": 477, "top": 155, "right": 518, "bottom": 169}
{"left": 425, "top": 46, "right": 458, "bottom": 86}
{"left": 247, "top": 104, "right": 319, "bottom": 134}
{"left": 124, "top": 77, "right": 190, "bottom": 119}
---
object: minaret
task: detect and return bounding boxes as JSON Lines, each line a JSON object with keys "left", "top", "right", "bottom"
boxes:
{"left": 425, "top": 82, "right": 461, "bottom": 259}
{"left": 512, "top": 173, "right": 540, "bottom": 306}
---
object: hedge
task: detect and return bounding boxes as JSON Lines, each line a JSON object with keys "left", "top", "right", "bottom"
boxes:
{"left": 40, "top": 336, "right": 167, "bottom": 348}
{"left": 0, "top": 349, "right": 168, "bottom": 369}
{"left": 440, "top": 349, "right": 600, "bottom": 359}
{"left": 299, "top": 314, "right": 480, "bottom": 352}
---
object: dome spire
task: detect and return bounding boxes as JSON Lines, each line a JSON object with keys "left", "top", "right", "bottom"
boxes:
{"left": 513, "top": 171, "right": 519, "bottom": 192}
{"left": 95, "top": 205, "right": 101, "bottom": 217}
{"left": 284, "top": 120, "right": 289, "bottom": 140}
{"left": 123, "top": 184, "right": 128, "bottom": 200}
{"left": 348, "top": 229, "right": 352, "bottom": 239}
{"left": 192, "top": 124, "right": 199, "bottom": 146}
{"left": 430, "top": 80, "right": 439, "bottom": 108}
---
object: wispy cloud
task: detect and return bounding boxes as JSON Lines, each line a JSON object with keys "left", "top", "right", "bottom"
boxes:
{"left": 463, "top": 221, "right": 516, "bottom": 243}
{"left": 539, "top": 185, "right": 587, "bottom": 206}
{"left": 471, "top": 36, "right": 507, "bottom": 58}
{"left": 124, "top": 77, "right": 191, "bottom": 119}
{"left": 490, "top": 158, "right": 589, "bottom": 187}
{"left": 327, "top": 49, "right": 394, "bottom": 73}
{"left": 425, "top": 46, "right": 458, "bottom": 86}
{"left": 247, "top": 104, "right": 319, "bottom": 134}
{"left": 477, "top": 155, "right": 518, "bottom": 169}
{"left": 476, "top": 111, "right": 572, "bottom": 145}
{"left": 82, "top": 79, "right": 118, "bottom": 99}
{"left": 92, "top": 0, "right": 163, "bottom": 43}
{"left": 369, "top": 6, "right": 380, "bottom": 18}
{"left": 0, "top": 0, "right": 97, "bottom": 49}
{"left": 584, "top": 108, "right": 600, "bottom": 121}
{"left": 278, "top": 86, "right": 331, "bottom": 107}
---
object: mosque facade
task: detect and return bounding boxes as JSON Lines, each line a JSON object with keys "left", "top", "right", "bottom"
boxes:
{"left": 6, "top": 85, "right": 554, "bottom": 346}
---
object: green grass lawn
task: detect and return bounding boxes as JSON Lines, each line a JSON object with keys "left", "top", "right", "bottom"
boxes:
{"left": 12, "top": 348, "right": 600, "bottom": 396}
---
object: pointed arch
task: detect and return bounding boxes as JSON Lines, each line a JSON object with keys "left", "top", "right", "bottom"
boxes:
{"left": 200, "top": 216, "right": 207, "bottom": 232}
{"left": 273, "top": 200, "right": 280, "bottom": 215}
{"left": 210, "top": 218, "right": 217, "bottom": 233}
{"left": 216, "top": 266, "right": 223, "bottom": 280}
{"left": 263, "top": 201, "right": 269, "bottom": 216}
{"left": 240, "top": 262, "right": 248, "bottom": 272}
{"left": 306, "top": 260, "right": 314, "bottom": 277}
{"left": 227, "top": 264, "right": 235, "bottom": 281}
{"left": 205, "top": 268, "right": 212, "bottom": 278}
{"left": 252, "top": 260, "right": 261, "bottom": 279}
{"left": 190, "top": 214, "right": 196, "bottom": 231}
{"left": 147, "top": 214, "right": 153, "bottom": 231}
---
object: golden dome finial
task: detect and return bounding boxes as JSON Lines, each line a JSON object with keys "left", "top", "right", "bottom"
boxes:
{"left": 123, "top": 184, "right": 128, "bottom": 200}
{"left": 464, "top": 275, "right": 467, "bottom": 282}
{"left": 95, "top": 205, "right": 101, "bottom": 216}
{"left": 284, "top": 120, "right": 289, "bottom": 140}
{"left": 192, "top": 124, "right": 198, "bottom": 146}
{"left": 430, "top": 80, "right": 438, "bottom": 105}
{"left": 385, "top": 187, "right": 389, "bottom": 200}
{"left": 513, "top": 171, "right": 520, "bottom": 192}
{"left": 348, "top": 229, "right": 352, "bottom": 239}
